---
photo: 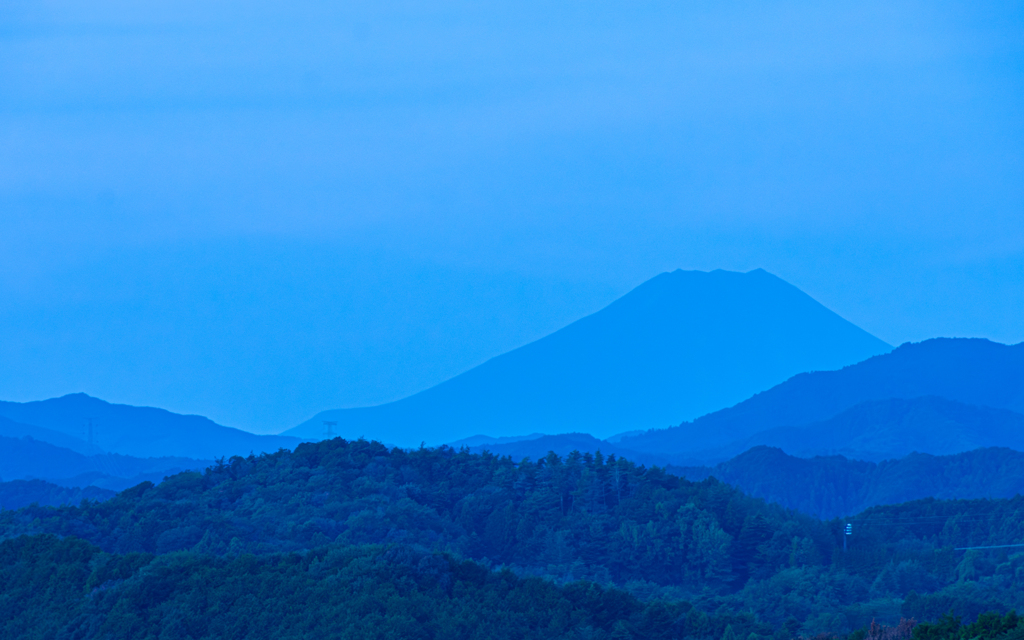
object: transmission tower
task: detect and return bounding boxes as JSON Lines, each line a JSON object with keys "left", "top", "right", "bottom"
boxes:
{"left": 85, "top": 417, "right": 97, "bottom": 450}
{"left": 322, "top": 420, "right": 338, "bottom": 439}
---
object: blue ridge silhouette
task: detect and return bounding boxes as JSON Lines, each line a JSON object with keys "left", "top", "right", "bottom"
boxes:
{"left": 0, "top": 394, "right": 300, "bottom": 460}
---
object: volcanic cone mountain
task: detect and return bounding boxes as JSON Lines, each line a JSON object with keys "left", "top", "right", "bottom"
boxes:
{"left": 288, "top": 268, "right": 890, "bottom": 446}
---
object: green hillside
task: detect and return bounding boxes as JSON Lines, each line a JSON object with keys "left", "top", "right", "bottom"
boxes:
{"left": 0, "top": 534, "right": 764, "bottom": 640}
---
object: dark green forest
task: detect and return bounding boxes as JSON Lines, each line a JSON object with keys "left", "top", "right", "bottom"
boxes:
{"left": 1, "top": 534, "right": 768, "bottom": 640}
{"left": 3, "top": 438, "right": 1024, "bottom": 639}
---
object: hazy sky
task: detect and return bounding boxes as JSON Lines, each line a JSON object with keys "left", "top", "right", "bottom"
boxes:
{"left": 1, "top": 0, "right": 1022, "bottom": 434}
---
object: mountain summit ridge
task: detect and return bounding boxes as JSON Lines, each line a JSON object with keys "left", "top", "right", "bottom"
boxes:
{"left": 288, "top": 268, "right": 890, "bottom": 446}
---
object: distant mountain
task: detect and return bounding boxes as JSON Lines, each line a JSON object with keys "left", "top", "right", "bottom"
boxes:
{"left": 619, "top": 338, "right": 1024, "bottom": 461}
{"left": 0, "top": 393, "right": 301, "bottom": 459}
{"left": 288, "top": 269, "right": 890, "bottom": 446}
{"left": 0, "top": 479, "right": 114, "bottom": 510}
{"left": 0, "top": 435, "right": 208, "bottom": 491}
{"left": 726, "top": 396, "right": 1024, "bottom": 462}
{"left": 672, "top": 446, "right": 1024, "bottom": 519}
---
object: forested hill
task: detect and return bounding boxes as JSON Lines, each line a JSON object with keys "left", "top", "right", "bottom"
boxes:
{"left": 673, "top": 446, "right": 1024, "bottom": 519}
{"left": 0, "top": 534, "right": 770, "bottom": 640}
{"left": 288, "top": 268, "right": 889, "bottom": 446}
{"left": 619, "top": 338, "right": 1024, "bottom": 460}
{"left": 1, "top": 437, "right": 818, "bottom": 591}
{"left": 4, "top": 437, "right": 1024, "bottom": 635}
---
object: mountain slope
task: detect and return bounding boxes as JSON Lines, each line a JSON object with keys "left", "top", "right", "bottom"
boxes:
{"left": 0, "top": 435, "right": 208, "bottom": 491}
{"left": 727, "top": 396, "right": 1024, "bottom": 462}
{"left": 0, "top": 415, "right": 97, "bottom": 456}
{"left": 0, "top": 394, "right": 301, "bottom": 459}
{"left": 288, "top": 268, "right": 890, "bottom": 446}
{"left": 672, "top": 446, "right": 1024, "bottom": 519}
{"left": 619, "top": 338, "right": 1024, "bottom": 460}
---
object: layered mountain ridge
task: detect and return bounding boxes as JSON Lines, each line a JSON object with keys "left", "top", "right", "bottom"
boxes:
{"left": 6, "top": 270, "right": 1023, "bottom": 501}
{"left": 723, "top": 396, "right": 1024, "bottom": 462}
{"left": 0, "top": 393, "right": 301, "bottom": 460}
{"left": 0, "top": 435, "right": 208, "bottom": 491}
{"left": 618, "top": 338, "right": 1024, "bottom": 462}
{"left": 672, "top": 445, "right": 1024, "bottom": 519}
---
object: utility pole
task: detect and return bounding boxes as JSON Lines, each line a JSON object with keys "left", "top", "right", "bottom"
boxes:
{"left": 322, "top": 420, "right": 338, "bottom": 439}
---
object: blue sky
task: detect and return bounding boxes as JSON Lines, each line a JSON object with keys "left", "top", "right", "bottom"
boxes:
{"left": 1, "top": 0, "right": 1022, "bottom": 433}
